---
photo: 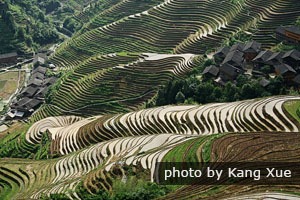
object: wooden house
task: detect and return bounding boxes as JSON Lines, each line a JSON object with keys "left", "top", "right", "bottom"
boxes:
{"left": 202, "top": 65, "right": 219, "bottom": 78}
{"left": 220, "top": 63, "right": 243, "bottom": 81}
{"left": 282, "top": 49, "right": 300, "bottom": 69}
{"left": 229, "top": 43, "right": 245, "bottom": 52}
{"left": 222, "top": 50, "right": 245, "bottom": 69}
{"left": 274, "top": 63, "right": 297, "bottom": 82}
{"left": 266, "top": 52, "right": 284, "bottom": 66}
{"left": 213, "top": 46, "right": 230, "bottom": 64}
{"left": 252, "top": 50, "right": 273, "bottom": 70}
{"left": 243, "top": 41, "right": 261, "bottom": 61}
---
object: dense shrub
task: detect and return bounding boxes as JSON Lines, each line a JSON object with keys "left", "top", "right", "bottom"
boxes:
{"left": 72, "top": 177, "right": 170, "bottom": 200}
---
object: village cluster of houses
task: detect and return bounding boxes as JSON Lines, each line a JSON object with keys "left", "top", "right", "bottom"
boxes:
{"left": 7, "top": 58, "right": 57, "bottom": 119}
{"left": 203, "top": 41, "right": 300, "bottom": 87}
{"left": 0, "top": 50, "right": 58, "bottom": 119}
{"left": 202, "top": 25, "right": 300, "bottom": 86}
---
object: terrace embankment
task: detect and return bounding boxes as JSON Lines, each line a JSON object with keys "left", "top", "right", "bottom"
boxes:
{"left": 162, "top": 131, "right": 300, "bottom": 200}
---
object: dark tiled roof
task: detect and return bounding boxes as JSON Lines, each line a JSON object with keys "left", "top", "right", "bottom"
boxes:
{"left": 14, "top": 98, "right": 42, "bottom": 111}
{"left": 229, "top": 43, "right": 245, "bottom": 52}
{"left": 28, "top": 78, "right": 43, "bottom": 87}
{"left": 33, "top": 53, "right": 47, "bottom": 64}
{"left": 202, "top": 65, "right": 219, "bottom": 76}
{"left": 44, "top": 77, "right": 57, "bottom": 86}
{"left": 34, "top": 56, "right": 45, "bottom": 64}
{"left": 36, "top": 87, "right": 49, "bottom": 97}
{"left": 21, "top": 87, "right": 39, "bottom": 97}
{"left": 220, "top": 63, "right": 241, "bottom": 77}
{"left": 222, "top": 50, "right": 244, "bottom": 65}
{"left": 275, "top": 63, "right": 297, "bottom": 75}
{"left": 25, "top": 98, "right": 42, "bottom": 109}
{"left": 11, "top": 97, "right": 30, "bottom": 108}
{"left": 214, "top": 46, "right": 230, "bottom": 57}
{"left": 32, "top": 66, "right": 47, "bottom": 74}
{"left": 31, "top": 72, "right": 45, "bottom": 80}
{"left": 253, "top": 50, "right": 273, "bottom": 62}
{"left": 266, "top": 52, "right": 284, "bottom": 65}
{"left": 282, "top": 49, "right": 300, "bottom": 61}
{"left": 267, "top": 52, "right": 284, "bottom": 62}
{"left": 243, "top": 41, "right": 261, "bottom": 53}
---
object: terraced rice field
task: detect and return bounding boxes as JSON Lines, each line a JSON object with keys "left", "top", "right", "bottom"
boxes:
{"left": 1, "top": 0, "right": 300, "bottom": 199}
{"left": 52, "top": 0, "right": 300, "bottom": 69}
{"left": 1, "top": 96, "right": 300, "bottom": 199}
{"left": 31, "top": 53, "right": 198, "bottom": 121}
{"left": 72, "top": 0, "right": 122, "bottom": 25}
{"left": 161, "top": 132, "right": 300, "bottom": 200}
{"left": 0, "top": 134, "right": 195, "bottom": 199}
{"left": 84, "top": 0, "right": 164, "bottom": 31}
{"left": 26, "top": 96, "right": 300, "bottom": 155}
{"left": 2, "top": 131, "right": 300, "bottom": 199}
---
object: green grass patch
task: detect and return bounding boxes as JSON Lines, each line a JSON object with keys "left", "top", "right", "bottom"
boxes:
{"left": 163, "top": 138, "right": 198, "bottom": 162}
{"left": 202, "top": 134, "right": 225, "bottom": 162}
{"left": 0, "top": 123, "right": 41, "bottom": 159}
{"left": 284, "top": 100, "right": 300, "bottom": 123}
{"left": 0, "top": 123, "right": 28, "bottom": 144}
{"left": 184, "top": 136, "right": 210, "bottom": 162}
{"left": 0, "top": 80, "right": 7, "bottom": 90}
{"left": 163, "top": 135, "right": 224, "bottom": 163}
{"left": 163, "top": 134, "right": 225, "bottom": 163}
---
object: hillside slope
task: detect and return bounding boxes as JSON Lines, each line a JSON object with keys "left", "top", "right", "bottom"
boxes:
{"left": 1, "top": 0, "right": 300, "bottom": 199}
{"left": 31, "top": 53, "right": 200, "bottom": 122}
{"left": 1, "top": 95, "right": 300, "bottom": 199}
{"left": 1, "top": 132, "right": 300, "bottom": 199}
{"left": 51, "top": 0, "right": 300, "bottom": 69}
{"left": 24, "top": 96, "right": 300, "bottom": 155}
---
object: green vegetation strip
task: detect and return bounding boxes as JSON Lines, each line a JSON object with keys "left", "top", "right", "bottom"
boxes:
{"left": 0, "top": 123, "right": 52, "bottom": 159}
{"left": 202, "top": 134, "right": 224, "bottom": 162}
{"left": 163, "top": 138, "right": 199, "bottom": 162}
{"left": 0, "top": 80, "right": 7, "bottom": 90}
{"left": 284, "top": 100, "right": 300, "bottom": 123}
{"left": 163, "top": 134, "right": 224, "bottom": 163}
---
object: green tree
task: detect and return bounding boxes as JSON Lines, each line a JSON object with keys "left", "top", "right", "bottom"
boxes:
{"left": 236, "top": 75, "right": 248, "bottom": 87}
{"left": 224, "top": 82, "right": 239, "bottom": 101}
{"left": 25, "top": 36, "right": 33, "bottom": 46}
{"left": 240, "top": 83, "right": 254, "bottom": 99}
{"left": 195, "top": 81, "right": 215, "bottom": 103}
{"left": 167, "top": 80, "right": 184, "bottom": 104}
{"left": 213, "top": 87, "right": 223, "bottom": 101}
{"left": 267, "top": 76, "right": 284, "bottom": 95}
{"left": 16, "top": 27, "right": 26, "bottom": 40}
